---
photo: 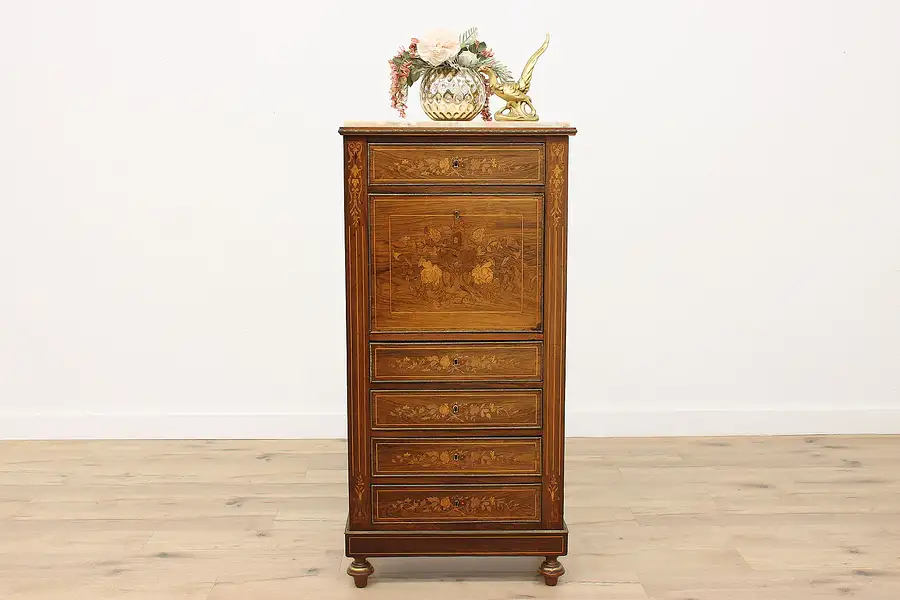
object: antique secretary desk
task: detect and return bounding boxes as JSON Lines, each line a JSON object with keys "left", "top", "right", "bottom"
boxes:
{"left": 339, "top": 122, "right": 575, "bottom": 587}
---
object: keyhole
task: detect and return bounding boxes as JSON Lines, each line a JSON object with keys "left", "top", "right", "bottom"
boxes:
{"left": 452, "top": 158, "right": 460, "bottom": 168}
{"left": 453, "top": 210, "right": 461, "bottom": 220}
{"left": 452, "top": 357, "right": 460, "bottom": 366}
{"left": 451, "top": 404, "right": 460, "bottom": 414}
{"left": 452, "top": 452, "right": 460, "bottom": 461}
{"left": 452, "top": 498, "right": 461, "bottom": 507}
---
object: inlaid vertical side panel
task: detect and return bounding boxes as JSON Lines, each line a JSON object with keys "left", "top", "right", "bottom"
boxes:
{"left": 344, "top": 137, "right": 370, "bottom": 529}
{"left": 543, "top": 137, "right": 569, "bottom": 529}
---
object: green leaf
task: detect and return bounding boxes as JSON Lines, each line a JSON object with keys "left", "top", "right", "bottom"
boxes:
{"left": 459, "top": 27, "right": 478, "bottom": 46}
{"left": 484, "top": 59, "right": 514, "bottom": 82}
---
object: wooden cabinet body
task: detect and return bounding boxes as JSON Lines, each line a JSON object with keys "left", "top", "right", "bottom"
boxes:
{"left": 340, "top": 123, "right": 575, "bottom": 587}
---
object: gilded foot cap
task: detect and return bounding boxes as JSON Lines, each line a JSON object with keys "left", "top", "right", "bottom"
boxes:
{"left": 539, "top": 557, "right": 565, "bottom": 586}
{"left": 347, "top": 559, "right": 374, "bottom": 588}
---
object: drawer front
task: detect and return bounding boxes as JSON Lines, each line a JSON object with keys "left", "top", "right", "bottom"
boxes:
{"left": 369, "top": 144, "right": 544, "bottom": 184}
{"left": 370, "top": 194, "right": 543, "bottom": 332}
{"left": 371, "top": 343, "right": 542, "bottom": 382}
{"left": 373, "top": 438, "right": 541, "bottom": 475}
{"left": 373, "top": 485, "right": 541, "bottom": 523}
{"left": 372, "top": 390, "right": 542, "bottom": 429}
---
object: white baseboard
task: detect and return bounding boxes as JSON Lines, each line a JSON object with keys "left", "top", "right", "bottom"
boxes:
{"left": 564, "top": 409, "right": 900, "bottom": 437}
{"left": 1, "top": 409, "right": 898, "bottom": 440}
{"left": 0, "top": 413, "right": 347, "bottom": 440}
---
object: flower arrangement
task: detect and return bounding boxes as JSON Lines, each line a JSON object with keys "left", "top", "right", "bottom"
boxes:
{"left": 389, "top": 27, "right": 513, "bottom": 120}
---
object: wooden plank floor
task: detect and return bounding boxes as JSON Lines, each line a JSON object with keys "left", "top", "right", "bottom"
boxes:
{"left": 1, "top": 436, "right": 899, "bottom": 599}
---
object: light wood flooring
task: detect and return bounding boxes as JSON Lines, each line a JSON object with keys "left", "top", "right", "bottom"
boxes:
{"left": 1, "top": 436, "right": 898, "bottom": 599}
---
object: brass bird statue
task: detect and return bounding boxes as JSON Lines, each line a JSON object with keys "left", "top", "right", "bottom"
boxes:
{"left": 480, "top": 33, "right": 550, "bottom": 121}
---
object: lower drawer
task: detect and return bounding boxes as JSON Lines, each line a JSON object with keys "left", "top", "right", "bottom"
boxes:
{"left": 370, "top": 342, "right": 542, "bottom": 382}
{"left": 373, "top": 484, "right": 541, "bottom": 524}
{"left": 373, "top": 438, "right": 542, "bottom": 476}
{"left": 371, "top": 390, "right": 542, "bottom": 430}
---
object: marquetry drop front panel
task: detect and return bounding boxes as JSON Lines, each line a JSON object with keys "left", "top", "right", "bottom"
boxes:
{"left": 371, "top": 195, "right": 543, "bottom": 332}
{"left": 340, "top": 123, "right": 575, "bottom": 583}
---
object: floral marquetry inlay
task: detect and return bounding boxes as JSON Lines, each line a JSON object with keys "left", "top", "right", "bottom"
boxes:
{"left": 346, "top": 141, "right": 363, "bottom": 228}
{"left": 353, "top": 474, "right": 366, "bottom": 521}
{"left": 393, "top": 156, "right": 522, "bottom": 179}
{"left": 548, "top": 474, "right": 560, "bottom": 521}
{"left": 391, "top": 220, "right": 528, "bottom": 310}
{"left": 369, "top": 144, "right": 544, "bottom": 184}
{"left": 375, "top": 439, "right": 541, "bottom": 475}
{"left": 391, "top": 448, "right": 521, "bottom": 470}
{"left": 372, "top": 391, "right": 542, "bottom": 429}
{"left": 371, "top": 343, "right": 542, "bottom": 382}
{"left": 374, "top": 486, "right": 541, "bottom": 522}
{"left": 390, "top": 401, "right": 521, "bottom": 424}
{"left": 387, "top": 353, "right": 519, "bottom": 374}
{"left": 371, "top": 195, "right": 542, "bottom": 332}
{"left": 549, "top": 142, "right": 566, "bottom": 229}
{"left": 386, "top": 495, "right": 522, "bottom": 517}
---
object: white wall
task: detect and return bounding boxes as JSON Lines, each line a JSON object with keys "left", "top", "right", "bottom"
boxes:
{"left": 1, "top": 1, "right": 898, "bottom": 439}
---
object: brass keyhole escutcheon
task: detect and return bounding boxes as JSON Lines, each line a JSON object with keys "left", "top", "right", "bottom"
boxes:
{"left": 452, "top": 498, "right": 461, "bottom": 507}
{"left": 452, "top": 158, "right": 460, "bottom": 169}
{"left": 453, "top": 210, "right": 461, "bottom": 220}
{"left": 451, "top": 404, "right": 460, "bottom": 414}
{"left": 452, "top": 357, "right": 460, "bottom": 365}
{"left": 452, "top": 452, "right": 459, "bottom": 461}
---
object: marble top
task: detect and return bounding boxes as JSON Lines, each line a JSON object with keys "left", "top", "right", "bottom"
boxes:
{"left": 339, "top": 121, "right": 576, "bottom": 135}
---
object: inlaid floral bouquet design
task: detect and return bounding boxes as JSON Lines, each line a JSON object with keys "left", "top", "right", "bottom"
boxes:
{"left": 391, "top": 221, "right": 523, "bottom": 310}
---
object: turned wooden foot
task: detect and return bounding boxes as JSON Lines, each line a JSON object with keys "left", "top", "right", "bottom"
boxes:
{"left": 539, "top": 556, "right": 565, "bottom": 586}
{"left": 347, "top": 558, "right": 374, "bottom": 588}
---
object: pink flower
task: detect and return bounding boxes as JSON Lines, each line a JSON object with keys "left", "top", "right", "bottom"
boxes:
{"left": 389, "top": 60, "right": 409, "bottom": 118}
{"left": 479, "top": 74, "right": 493, "bottom": 121}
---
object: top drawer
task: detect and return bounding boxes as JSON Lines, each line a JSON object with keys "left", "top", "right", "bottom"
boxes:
{"left": 369, "top": 144, "right": 544, "bottom": 185}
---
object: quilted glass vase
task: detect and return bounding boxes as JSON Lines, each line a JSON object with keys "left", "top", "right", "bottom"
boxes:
{"left": 419, "top": 66, "right": 486, "bottom": 121}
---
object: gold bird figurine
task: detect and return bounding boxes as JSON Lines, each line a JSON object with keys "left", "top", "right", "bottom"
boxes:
{"left": 480, "top": 33, "right": 550, "bottom": 121}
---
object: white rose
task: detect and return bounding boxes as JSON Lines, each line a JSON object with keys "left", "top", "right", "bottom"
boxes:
{"left": 418, "top": 28, "right": 461, "bottom": 67}
{"left": 457, "top": 50, "right": 478, "bottom": 67}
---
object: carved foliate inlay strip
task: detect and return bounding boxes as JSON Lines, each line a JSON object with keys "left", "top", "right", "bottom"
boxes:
{"left": 353, "top": 474, "right": 366, "bottom": 522}
{"left": 548, "top": 142, "right": 566, "bottom": 229}
{"left": 344, "top": 137, "right": 369, "bottom": 528}
{"left": 347, "top": 140, "right": 363, "bottom": 228}
{"left": 543, "top": 137, "right": 568, "bottom": 528}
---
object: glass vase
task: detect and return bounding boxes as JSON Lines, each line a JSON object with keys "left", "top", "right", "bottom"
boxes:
{"left": 419, "top": 66, "right": 486, "bottom": 121}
